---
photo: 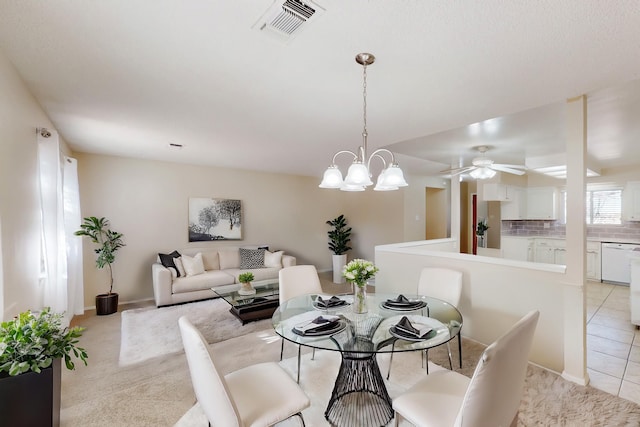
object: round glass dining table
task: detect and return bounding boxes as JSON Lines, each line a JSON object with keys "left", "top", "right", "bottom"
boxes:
{"left": 272, "top": 292, "right": 463, "bottom": 427}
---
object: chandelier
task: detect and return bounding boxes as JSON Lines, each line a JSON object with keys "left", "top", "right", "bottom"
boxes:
{"left": 319, "top": 53, "right": 408, "bottom": 191}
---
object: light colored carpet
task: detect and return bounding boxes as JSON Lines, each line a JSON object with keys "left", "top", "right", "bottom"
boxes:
{"left": 118, "top": 298, "right": 271, "bottom": 366}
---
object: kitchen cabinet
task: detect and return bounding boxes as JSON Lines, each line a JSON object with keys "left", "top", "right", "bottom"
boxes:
{"left": 624, "top": 181, "right": 640, "bottom": 221}
{"left": 501, "top": 236, "right": 534, "bottom": 261}
{"left": 534, "top": 239, "right": 558, "bottom": 264}
{"left": 481, "top": 183, "right": 510, "bottom": 201}
{"left": 586, "top": 241, "right": 601, "bottom": 281}
{"left": 501, "top": 186, "right": 526, "bottom": 220}
{"left": 526, "top": 187, "right": 558, "bottom": 220}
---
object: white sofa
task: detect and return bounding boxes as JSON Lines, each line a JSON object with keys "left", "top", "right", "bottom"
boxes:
{"left": 152, "top": 246, "right": 296, "bottom": 307}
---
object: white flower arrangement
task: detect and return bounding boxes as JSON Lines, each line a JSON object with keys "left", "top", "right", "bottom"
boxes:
{"left": 342, "top": 259, "right": 379, "bottom": 287}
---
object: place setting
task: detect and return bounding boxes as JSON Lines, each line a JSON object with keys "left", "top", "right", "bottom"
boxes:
{"left": 389, "top": 315, "right": 438, "bottom": 341}
{"left": 292, "top": 315, "right": 347, "bottom": 337}
{"left": 380, "top": 294, "right": 427, "bottom": 311}
{"left": 313, "top": 295, "right": 351, "bottom": 310}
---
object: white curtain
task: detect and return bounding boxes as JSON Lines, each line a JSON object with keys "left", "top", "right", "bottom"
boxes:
{"left": 38, "top": 130, "right": 83, "bottom": 322}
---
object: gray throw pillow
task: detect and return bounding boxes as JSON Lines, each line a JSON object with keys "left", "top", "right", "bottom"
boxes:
{"left": 240, "top": 248, "right": 265, "bottom": 269}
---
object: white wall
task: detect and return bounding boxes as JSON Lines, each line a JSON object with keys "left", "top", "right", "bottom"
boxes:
{"left": 76, "top": 153, "right": 407, "bottom": 307}
{"left": 0, "top": 50, "right": 61, "bottom": 319}
{"left": 375, "top": 242, "right": 570, "bottom": 374}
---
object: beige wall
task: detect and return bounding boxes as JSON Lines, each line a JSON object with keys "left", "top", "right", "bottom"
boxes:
{"left": 0, "top": 51, "right": 62, "bottom": 319}
{"left": 76, "top": 153, "right": 406, "bottom": 307}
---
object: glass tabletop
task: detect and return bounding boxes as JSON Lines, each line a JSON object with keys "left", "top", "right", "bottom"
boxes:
{"left": 272, "top": 292, "right": 463, "bottom": 354}
{"left": 214, "top": 279, "right": 279, "bottom": 308}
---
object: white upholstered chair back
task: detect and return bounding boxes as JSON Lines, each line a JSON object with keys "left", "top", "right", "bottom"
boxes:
{"left": 456, "top": 310, "right": 540, "bottom": 426}
{"left": 417, "top": 267, "right": 463, "bottom": 307}
{"left": 279, "top": 265, "right": 323, "bottom": 305}
{"left": 178, "top": 316, "right": 241, "bottom": 427}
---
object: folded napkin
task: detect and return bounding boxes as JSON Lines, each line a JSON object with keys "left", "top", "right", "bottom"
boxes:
{"left": 385, "top": 294, "right": 421, "bottom": 307}
{"left": 394, "top": 316, "right": 433, "bottom": 339}
{"left": 294, "top": 315, "right": 340, "bottom": 334}
{"left": 316, "top": 296, "right": 345, "bottom": 308}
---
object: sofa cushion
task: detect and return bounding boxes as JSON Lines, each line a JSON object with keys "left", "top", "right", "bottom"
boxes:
{"left": 219, "top": 250, "right": 240, "bottom": 269}
{"left": 240, "top": 248, "right": 265, "bottom": 269}
{"left": 202, "top": 251, "right": 220, "bottom": 270}
{"left": 172, "top": 270, "right": 235, "bottom": 294}
{"left": 264, "top": 250, "right": 284, "bottom": 268}
{"left": 174, "top": 257, "right": 186, "bottom": 277}
{"left": 159, "top": 251, "right": 182, "bottom": 277}
{"left": 182, "top": 253, "right": 205, "bottom": 277}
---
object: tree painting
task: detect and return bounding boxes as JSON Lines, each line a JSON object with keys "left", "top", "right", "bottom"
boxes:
{"left": 188, "top": 198, "right": 242, "bottom": 241}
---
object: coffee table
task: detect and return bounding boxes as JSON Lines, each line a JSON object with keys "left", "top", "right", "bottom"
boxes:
{"left": 213, "top": 279, "right": 279, "bottom": 324}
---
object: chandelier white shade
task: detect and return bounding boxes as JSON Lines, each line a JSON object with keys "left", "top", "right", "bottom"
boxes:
{"left": 469, "top": 166, "right": 497, "bottom": 179}
{"left": 319, "top": 53, "right": 408, "bottom": 192}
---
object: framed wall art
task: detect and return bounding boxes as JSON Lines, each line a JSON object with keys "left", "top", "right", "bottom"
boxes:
{"left": 188, "top": 198, "right": 242, "bottom": 241}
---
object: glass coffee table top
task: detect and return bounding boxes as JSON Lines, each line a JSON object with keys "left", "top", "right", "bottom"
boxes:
{"left": 213, "top": 279, "right": 279, "bottom": 324}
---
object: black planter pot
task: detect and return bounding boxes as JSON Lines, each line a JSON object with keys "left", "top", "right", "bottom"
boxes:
{"left": 96, "top": 292, "right": 119, "bottom": 315}
{"left": 0, "top": 358, "right": 61, "bottom": 427}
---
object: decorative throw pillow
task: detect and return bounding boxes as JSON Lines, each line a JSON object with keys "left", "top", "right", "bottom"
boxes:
{"left": 159, "top": 251, "right": 182, "bottom": 277}
{"left": 201, "top": 251, "right": 220, "bottom": 271}
{"left": 174, "top": 257, "right": 186, "bottom": 278}
{"left": 264, "top": 250, "right": 284, "bottom": 268}
{"left": 240, "top": 248, "right": 265, "bottom": 269}
{"left": 182, "top": 253, "right": 205, "bottom": 277}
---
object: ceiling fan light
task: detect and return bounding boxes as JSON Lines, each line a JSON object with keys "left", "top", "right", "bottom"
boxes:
{"left": 344, "top": 162, "right": 373, "bottom": 186}
{"left": 383, "top": 164, "right": 408, "bottom": 187}
{"left": 469, "top": 167, "right": 496, "bottom": 180}
{"left": 319, "top": 165, "right": 343, "bottom": 188}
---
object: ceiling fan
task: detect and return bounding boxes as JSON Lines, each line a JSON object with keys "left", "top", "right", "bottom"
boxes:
{"left": 440, "top": 146, "right": 527, "bottom": 179}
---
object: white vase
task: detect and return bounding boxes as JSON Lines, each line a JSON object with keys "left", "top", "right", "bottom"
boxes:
{"left": 332, "top": 254, "right": 347, "bottom": 284}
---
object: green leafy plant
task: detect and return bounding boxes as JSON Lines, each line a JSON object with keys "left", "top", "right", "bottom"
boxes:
{"left": 342, "top": 259, "right": 379, "bottom": 288}
{"left": 0, "top": 308, "right": 87, "bottom": 376}
{"left": 326, "top": 214, "right": 352, "bottom": 255}
{"left": 476, "top": 219, "right": 489, "bottom": 237}
{"left": 238, "top": 272, "right": 255, "bottom": 284}
{"left": 75, "top": 216, "right": 125, "bottom": 294}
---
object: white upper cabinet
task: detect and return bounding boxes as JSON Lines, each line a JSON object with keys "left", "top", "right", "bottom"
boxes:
{"left": 624, "top": 181, "right": 640, "bottom": 221}
{"left": 481, "top": 183, "right": 510, "bottom": 201}
{"left": 525, "top": 187, "right": 558, "bottom": 220}
{"left": 501, "top": 186, "right": 526, "bottom": 220}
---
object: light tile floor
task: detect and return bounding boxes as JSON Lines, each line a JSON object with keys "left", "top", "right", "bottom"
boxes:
{"left": 587, "top": 280, "right": 640, "bottom": 404}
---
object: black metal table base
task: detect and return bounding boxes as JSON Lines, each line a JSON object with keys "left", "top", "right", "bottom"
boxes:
{"left": 325, "top": 352, "right": 393, "bottom": 427}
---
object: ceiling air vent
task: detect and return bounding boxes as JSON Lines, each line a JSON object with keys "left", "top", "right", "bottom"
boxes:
{"left": 253, "top": 0, "right": 325, "bottom": 42}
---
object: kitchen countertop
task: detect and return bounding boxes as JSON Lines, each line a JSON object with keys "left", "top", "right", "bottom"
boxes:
{"left": 501, "top": 235, "right": 640, "bottom": 245}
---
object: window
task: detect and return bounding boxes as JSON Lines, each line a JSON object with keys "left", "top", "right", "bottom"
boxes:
{"left": 562, "top": 188, "right": 622, "bottom": 224}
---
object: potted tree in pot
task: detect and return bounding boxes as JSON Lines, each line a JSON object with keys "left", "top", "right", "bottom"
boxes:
{"left": 326, "top": 214, "right": 352, "bottom": 284}
{"left": 0, "top": 308, "right": 88, "bottom": 426}
{"left": 75, "top": 216, "right": 125, "bottom": 315}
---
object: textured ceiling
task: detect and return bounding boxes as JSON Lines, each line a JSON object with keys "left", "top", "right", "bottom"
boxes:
{"left": 0, "top": 1, "right": 639, "bottom": 178}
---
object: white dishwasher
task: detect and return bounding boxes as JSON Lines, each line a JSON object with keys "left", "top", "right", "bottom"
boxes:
{"left": 601, "top": 242, "right": 640, "bottom": 285}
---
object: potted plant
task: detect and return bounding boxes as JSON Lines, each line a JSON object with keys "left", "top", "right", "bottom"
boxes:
{"left": 326, "top": 214, "right": 353, "bottom": 284}
{"left": 476, "top": 219, "right": 489, "bottom": 248}
{"left": 75, "top": 216, "right": 125, "bottom": 315}
{"left": 0, "top": 308, "right": 88, "bottom": 426}
{"left": 238, "top": 272, "right": 256, "bottom": 295}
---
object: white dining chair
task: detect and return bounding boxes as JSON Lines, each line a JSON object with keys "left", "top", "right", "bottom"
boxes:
{"left": 178, "top": 316, "right": 310, "bottom": 427}
{"left": 279, "top": 265, "right": 324, "bottom": 383}
{"left": 393, "top": 310, "right": 539, "bottom": 427}
{"left": 418, "top": 267, "right": 463, "bottom": 371}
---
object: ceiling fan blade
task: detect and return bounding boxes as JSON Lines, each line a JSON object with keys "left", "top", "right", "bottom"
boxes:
{"left": 492, "top": 163, "right": 527, "bottom": 170}
{"left": 491, "top": 165, "right": 526, "bottom": 175}
{"left": 440, "top": 166, "right": 475, "bottom": 176}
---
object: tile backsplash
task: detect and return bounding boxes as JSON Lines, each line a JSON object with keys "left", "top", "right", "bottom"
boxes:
{"left": 501, "top": 220, "right": 640, "bottom": 241}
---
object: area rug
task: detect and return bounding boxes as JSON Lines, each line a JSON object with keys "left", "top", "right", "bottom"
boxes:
{"left": 119, "top": 298, "right": 271, "bottom": 366}
{"left": 173, "top": 333, "right": 640, "bottom": 427}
